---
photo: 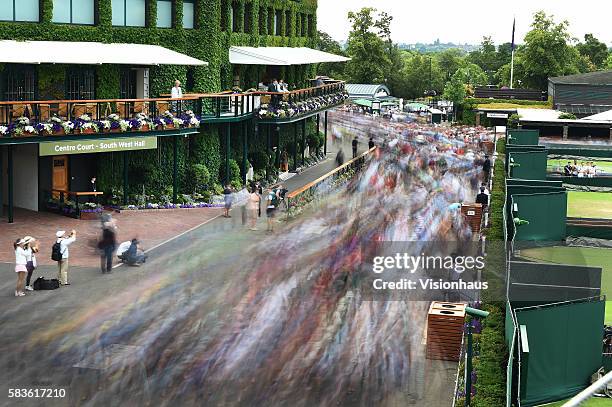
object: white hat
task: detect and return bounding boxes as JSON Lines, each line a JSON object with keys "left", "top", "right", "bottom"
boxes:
{"left": 56, "top": 231, "right": 66, "bottom": 238}
{"left": 23, "top": 236, "right": 34, "bottom": 244}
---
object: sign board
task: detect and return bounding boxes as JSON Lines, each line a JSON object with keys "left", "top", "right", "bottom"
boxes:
{"left": 487, "top": 113, "right": 509, "bottom": 119}
{"left": 467, "top": 210, "right": 476, "bottom": 216}
{"left": 39, "top": 136, "right": 157, "bottom": 156}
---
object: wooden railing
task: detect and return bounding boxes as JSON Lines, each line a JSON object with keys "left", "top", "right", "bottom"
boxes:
{"left": 285, "top": 146, "right": 376, "bottom": 218}
{"left": 0, "top": 81, "right": 347, "bottom": 138}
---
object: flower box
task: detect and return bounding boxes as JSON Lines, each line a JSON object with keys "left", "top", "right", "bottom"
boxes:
{"left": 110, "top": 128, "right": 121, "bottom": 133}
{"left": 82, "top": 128, "right": 95, "bottom": 134}
{"left": 140, "top": 124, "right": 150, "bottom": 132}
{"left": 165, "top": 123, "right": 174, "bottom": 129}
{"left": 53, "top": 129, "right": 65, "bottom": 136}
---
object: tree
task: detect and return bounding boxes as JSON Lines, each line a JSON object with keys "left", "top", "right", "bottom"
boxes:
{"left": 436, "top": 48, "right": 466, "bottom": 80}
{"left": 316, "top": 31, "right": 347, "bottom": 79}
{"left": 520, "top": 11, "right": 576, "bottom": 90}
{"left": 576, "top": 34, "right": 609, "bottom": 69}
{"left": 606, "top": 54, "right": 612, "bottom": 70}
{"left": 468, "top": 37, "right": 498, "bottom": 81}
{"left": 443, "top": 71, "right": 467, "bottom": 121}
{"left": 345, "top": 7, "right": 391, "bottom": 83}
{"left": 398, "top": 52, "right": 445, "bottom": 99}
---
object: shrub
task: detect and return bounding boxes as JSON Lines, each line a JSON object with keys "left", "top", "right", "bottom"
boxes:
{"left": 219, "top": 159, "right": 243, "bottom": 186}
{"left": 188, "top": 163, "right": 210, "bottom": 193}
{"left": 558, "top": 112, "right": 577, "bottom": 120}
{"left": 248, "top": 151, "right": 269, "bottom": 171}
{"left": 507, "top": 114, "right": 521, "bottom": 129}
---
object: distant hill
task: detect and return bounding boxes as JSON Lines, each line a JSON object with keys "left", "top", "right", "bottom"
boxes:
{"left": 398, "top": 41, "right": 478, "bottom": 53}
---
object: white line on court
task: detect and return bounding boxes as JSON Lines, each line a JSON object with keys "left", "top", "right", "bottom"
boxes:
{"left": 112, "top": 213, "right": 223, "bottom": 269}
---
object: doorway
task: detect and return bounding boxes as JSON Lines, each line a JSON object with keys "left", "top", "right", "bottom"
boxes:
{"left": 52, "top": 156, "right": 69, "bottom": 197}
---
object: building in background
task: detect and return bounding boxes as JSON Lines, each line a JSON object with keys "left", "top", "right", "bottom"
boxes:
{"left": 548, "top": 71, "right": 612, "bottom": 118}
{"left": 0, "top": 0, "right": 350, "bottom": 223}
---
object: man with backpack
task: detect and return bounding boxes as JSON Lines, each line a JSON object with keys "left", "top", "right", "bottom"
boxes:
{"left": 53, "top": 230, "right": 76, "bottom": 286}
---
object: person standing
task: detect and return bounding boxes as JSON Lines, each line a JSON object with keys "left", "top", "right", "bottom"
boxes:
{"left": 24, "top": 236, "right": 38, "bottom": 291}
{"left": 55, "top": 230, "right": 76, "bottom": 286}
{"left": 482, "top": 155, "right": 491, "bottom": 182}
{"left": 266, "top": 189, "right": 279, "bottom": 232}
{"left": 368, "top": 137, "right": 375, "bottom": 150}
{"left": 223, "top": 185, "right": 234, "bottom": 218}
{"left": 98, "top": 221, "right": 117, "bottom": 274}
{"left": 352, "top": 136, "right": 359, "bottom": 158}
{"left": 171, "top": 80, "right": 183, "bottom": 112}
{"left": 14, "top": 238, "right": 28, "bottom": 297}
{"left": 476, "top": 187, "right": 489, "bottom": 208}
{"left": 247, "top": 186, "right": 261, "bottom": 230}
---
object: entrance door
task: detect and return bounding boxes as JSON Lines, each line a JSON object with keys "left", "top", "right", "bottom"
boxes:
{"left": 52, "top": 156, "right": 69, "bottom": 198}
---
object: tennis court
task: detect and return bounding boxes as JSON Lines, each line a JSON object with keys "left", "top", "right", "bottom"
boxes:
{"left": 547, "top": 159, "right": 612, "bottom": 174}
{"left": 568, "top": 191, "right": 612, "bottom": 220}
{"left": 519, "top": 246, "right": 612, "bottom": 324}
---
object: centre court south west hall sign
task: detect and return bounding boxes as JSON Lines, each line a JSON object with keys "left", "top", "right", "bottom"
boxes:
{"left": 39, "top": 136, "right": 157, "bottom": 156}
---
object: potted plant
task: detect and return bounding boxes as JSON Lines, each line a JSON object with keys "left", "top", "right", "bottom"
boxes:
{"left": 80, "top": 202, "right": 102, "bottom": 220}
{"left": 0, "top": 125, "right": 8, "bottom": 137}
{"left": 50, "top": 116, "right": 65, "bottom": 135}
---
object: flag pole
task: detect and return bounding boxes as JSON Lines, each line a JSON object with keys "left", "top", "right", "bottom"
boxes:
{"left": 510, "top": 16, "right": 516, "bottom": 89}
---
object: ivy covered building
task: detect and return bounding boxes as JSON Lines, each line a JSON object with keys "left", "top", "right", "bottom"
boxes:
{"left": 0, "top": 0, "right": 348, "bottom": 222}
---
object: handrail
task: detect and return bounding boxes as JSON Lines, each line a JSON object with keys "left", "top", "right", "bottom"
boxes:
{"left": 287, "top": 147, "right": 376, "bottom": 199}
{"left": 0, "top": 96, "right": 201, "bottom": 106}
{"left": 51, "top": 189, "right": 103, "bottom": 196}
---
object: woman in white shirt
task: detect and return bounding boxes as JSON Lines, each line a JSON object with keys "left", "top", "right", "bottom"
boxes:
{"left": 171, "top": 80, "right": 183, "bottom": 99}
{"left": 14, "top": 238, "right": 28, "bottom": 297}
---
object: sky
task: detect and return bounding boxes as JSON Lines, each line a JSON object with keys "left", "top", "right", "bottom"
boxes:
{"left": 317, "top": 0, "right": 612, "bottom": 46}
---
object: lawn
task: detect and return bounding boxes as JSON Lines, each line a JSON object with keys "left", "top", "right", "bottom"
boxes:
{"left": 548, "top": 159, "right": 612, "bottom": 174}
{"left": 567, "top": 191, "right": 612, "bottom": 220}
{"left": 477, "top": 103, "right": 552, "bottom": 110}
{"left": 519, "top": 246, "right": 612, "bottom": 324}
{"left": 540, "top": 397, "right": 612, "bottom": 406}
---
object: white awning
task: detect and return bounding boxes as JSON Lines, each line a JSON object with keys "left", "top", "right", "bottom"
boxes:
{"left": 0, "top": 40, "right": 207, "bottom": 66}
{"left": 229, "top": 46, "right": 350, "bottom": 66}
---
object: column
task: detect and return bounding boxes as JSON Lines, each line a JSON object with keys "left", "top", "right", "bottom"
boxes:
{"left": 123, "top": 151, "right": 129, "bottom": 206}
{"left": 0, "top": 145, "right": 3, "bottom": 218}
{"left": 316, "top": 114, "right": 320, "bottom": 155}
{"left": 173, "top": 134, "right": 178, "bottom": 204}
{"left": 301, "top": 119, "right": 306, "bottom": 165}
{"left": 563, "top": 125, "right": 569, "bottom": 140}
{"left": 475, "top": 112, "right": 481, "bottom": 126}
{"left": 293, "top": 122, "right": 298, "bottom": 172}
{"left": 225, "top": 123, "right": 231, "bottom": 185}
{"left": 8, "top": 145, "right": 14, "bottom": 223}
{"left": 609, "top": 127, "right": 612, "bottom": 142}
{"left": 243, "top": 120, "right": 248, "bottom": 184}
{"left": 266, "top": 125, "right": 271, "bottom": 181}
{"left": 324, "top": 111, "right": 328, "bottom": 155}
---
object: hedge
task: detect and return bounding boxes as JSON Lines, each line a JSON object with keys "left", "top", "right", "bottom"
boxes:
{"left": 472, "top": 138, "right": 507, "bottom": 407}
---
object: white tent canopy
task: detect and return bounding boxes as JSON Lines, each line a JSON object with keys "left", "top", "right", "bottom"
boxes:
{"left": 229, "top": 46, "right": 350, "bottom": 66}
{"left": 0, "top": 40, "right": 207, "bottom": 66}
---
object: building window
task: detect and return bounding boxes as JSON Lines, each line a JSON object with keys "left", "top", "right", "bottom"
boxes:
{"left": 120, "top": 69, "right": 137, "bottom": 99}
{"left": 112, "top": 0, "right": 146, "bottom": 27}
{"left": 258, "top": 6, "right": 265, "bottom": 35}
{"left": 220, "top": 0, "right": 228, "bottom": 31}
{"left": 308, "top": 15, "right": 314, "bottom": 37}
{"left": 267, "top": 8, "right": 273, "bottom": 34}
{"left": 231, "top": 2, "right": 239, "bottom": 32}
{"left": 0, "top": 0, "right": 39, "bottom": 22}
{"left": 183, "top": 0, "right": 195, "bottom": 29}
{"left": 156, "top": 0, "right": 172, "bottom": 28}
{"left": 52, "top": 0, "right": 95, "bottom": 24}
{"left": 66, "top": 68, "right": 95, "bottom": 100}
{"left": 285, "top": 10, "right": 291, "bottom": 36}
{"left": 244, "top": 2, "right": 252, "bottom": 34}
{"left": 301, "top": 14, "right": 307, "bottom": 37}
{"left": 274, "top": 10, "right": 281, "bottom": 36}
{"left": 3, "top": 66, "right": 36, "bottom": 101}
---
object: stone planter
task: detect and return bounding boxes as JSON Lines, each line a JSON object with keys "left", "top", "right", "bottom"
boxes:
{"left": 80, "top": 211, "right": 100, "bottom": 220}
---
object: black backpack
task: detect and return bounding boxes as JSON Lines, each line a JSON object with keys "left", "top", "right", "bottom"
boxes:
{"left": 33, "top": 277, "right": 60, "bottom": 290}
{"left": 51, "top": 242, "right": 62, "bottom": 262}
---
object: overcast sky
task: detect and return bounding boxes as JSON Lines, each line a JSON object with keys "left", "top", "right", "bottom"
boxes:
{"left": 317, "top": 0, "right": 612, "bottom": 46}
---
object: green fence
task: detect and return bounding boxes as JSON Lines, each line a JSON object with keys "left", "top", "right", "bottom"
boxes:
{"left": 514, "top": 298, "right": 605, "bottom": 406}
{"left": 509, "top": 151, "right": 548, "bottom": 180}
{"left": 508, "top": 129, "right": 540, "bottom": 146}
{"left": 511, "top": 192, "right": 567, "bottom": 241}
{"left": 548, "top": 176, "right": 612, "bottom": 189}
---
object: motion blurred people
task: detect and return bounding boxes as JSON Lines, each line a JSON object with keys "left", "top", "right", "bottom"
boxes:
{"left": 482, "top": 155, "right": 491, "bottom": 182}
{"left": 266, "top": 189, "right": 280, "bottom": 232}
{"left": 247, "top": 186, "right": 261, "bottom": 230}
{"left": 336, "top": 149, "right": 345, "bottom": 167}
{"left": 352, "top": 136, "right": 359, "bottom": 158}
{"left": 476, "top": 187, "right": 489, "bottom": 208}
{"left": 98, "top": 219, "right": 117, "bottom": 274}
{"left": 223, "top": 185, "right": 234, "bottom": 218}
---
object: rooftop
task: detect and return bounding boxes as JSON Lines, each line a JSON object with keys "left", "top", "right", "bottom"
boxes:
{"left": 549, "top": 70, "right": 612, "bottom": 86}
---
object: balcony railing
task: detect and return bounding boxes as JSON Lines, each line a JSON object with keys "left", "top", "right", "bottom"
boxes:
{"left": 0, "top": 82, "right": 347, "bottom": 139}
